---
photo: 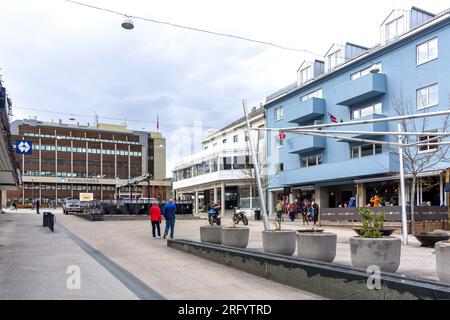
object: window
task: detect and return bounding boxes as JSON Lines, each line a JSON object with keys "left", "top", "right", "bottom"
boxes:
{"left": 274, "top": 135, "right": 284, "bottom": 148}
{"left": 351, "top": 144, "right": 382, "bottom": 158}
{"left": 328, "top": 50, "right": 341, "bottom": 70}
{"left": 301, "top": 153, "right": 323, "bottom": 167}
{"left": 351, "top": 63, "right": 381, "bottom": 80}
{"left": 275, "top": 163, "right": 284, "bottom": 173}
{"left": 274, "top": 106, "right": 283, "bottom": 121}
{"left": 351, "top": 102, "right": 382, "bottom": 120}
{"left": 300, "top": 89, "right": 323, "bottom": 102}
{"left": 299, "top": 66, "right": 312, "bottom": 84}
{"left": 222, "top": 139, "right": 227, "bottom": 144}
{"left": 386, "top": 16, "right": 404, "bottom": 41}
{"left": 418, "top": 132, "right": 438, "bottom": 153}
{"left": 417, "top": 84, "right": 438, "bottom": 110}
{"left": 233, "top": 135, "right": 238, "bottom": 143}
{"left": 417, "top": 38, "right": 438, "bottom": 65}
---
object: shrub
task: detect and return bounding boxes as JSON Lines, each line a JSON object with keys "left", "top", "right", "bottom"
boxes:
{"left": 357, "top": 208, "right": 385, "bottom": 238}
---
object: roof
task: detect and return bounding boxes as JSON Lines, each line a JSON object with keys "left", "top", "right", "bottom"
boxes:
{"left": 202, "top": 107, "right": 265, "bottom": 141}
{"left": 264, "top": 7, "right": 450, "bottom": 106}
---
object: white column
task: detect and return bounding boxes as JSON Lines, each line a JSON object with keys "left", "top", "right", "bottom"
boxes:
{"left": 213, "top": 185, "right": 218, "bottom": 204}
{"left": 249, "top": 185, "right": 253, "bottom": 209}
{"left": 268, "top": 190, "right": 274, "bottom": 216}
{"left": 221, "top": 182, "right": 225, "bottom": 214}
{"left": 440, "top": 174, "right": 444, "bottom": 206}
{"left": 195, "top": 189, "right": 199, "bottom": 215}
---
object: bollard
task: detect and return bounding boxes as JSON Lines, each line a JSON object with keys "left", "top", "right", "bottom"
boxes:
{"left": 43, "top": 212, "right": 55, "bottom": 232}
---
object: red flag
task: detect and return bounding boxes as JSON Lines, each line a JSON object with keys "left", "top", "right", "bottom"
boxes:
{"left": 156, "top": 114, "right": 159, "bottom": 131}
{"left": 328, "top": 112, "right": 337, "bottom": 123}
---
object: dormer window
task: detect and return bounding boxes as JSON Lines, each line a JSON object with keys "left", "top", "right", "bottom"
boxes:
{"left": 386, "top": 15, "right": 404, "bottom": 41}
{"left": 299, "top": 66, "right": 312, "bottom": 84}
{"left": 328, "top": 50, "right": 341, "bottom": 70}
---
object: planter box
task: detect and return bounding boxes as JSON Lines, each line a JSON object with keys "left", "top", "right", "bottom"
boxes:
{"left": 350, "top": 236, "right": 401, "bottom": 273}
{"left": 297, "top": 232, "right": 337, "bottom": 262}
{"left": 222, "top": 227, "right": 249, "bottom": 248}
{"left": 262, "top": 230, "right": 296, "bottom": 256}
{"left": 200, "top": 225, "right": 223, "bottom": 244}
{"left": 436, "top": 241, "right": 450, "bottom": 283}
{"left": 353, "top": 228, "right": 396, "bottom": 237}
{"left": 414, "top": 235, "right": 450, "bottom": 248}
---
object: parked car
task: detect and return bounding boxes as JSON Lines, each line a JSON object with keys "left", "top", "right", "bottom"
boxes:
{"left": 63, "top": 198, "right": 83, "bottom": 214}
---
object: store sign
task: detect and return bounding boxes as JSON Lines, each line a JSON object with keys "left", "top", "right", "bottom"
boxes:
{"left": 79, "top": 193, "right": 94, "bottom": 202}
{"left": 66, "top": 178, "right": 100, "bottom": 183}
{"left": 15, "top": 139, "right": 32, "bottom": 154}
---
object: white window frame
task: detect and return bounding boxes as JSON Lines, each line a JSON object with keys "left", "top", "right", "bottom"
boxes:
{"left": 416, "top": 84, "right": 438, "bottom": 110}
{"left": 416, "top": 37, "right": 438, "bottom": 66}
{"left": 299, "top": 65, "right": 313, "bottom": 84}
{"left": 350, "top": 63, "right": 381, "bottom": 80}
{"left": 351, "top": 144, "right": 382, "bottom": 158}
{"left": 418, "top": 131, "right": 439, "bottom": 154}
{"left": 328, "top": 50, "right": 341, "bottom": 70}
{"left": 386, "top": 15, "right": 404, "bottom": 41}
{"left": 274, "top": 106, "right": 284, "bottom": 121}
{"left": 301, "top": 153, "right": 324, "bottom": 168}
{"left": 233, "top": 135, "right": 238, "bottom": 143}
{"left": 350, "top": 102, "right": 382, "bottom": 120}
{"left": 300, "top": 89, "right": 323, "bottom": 102}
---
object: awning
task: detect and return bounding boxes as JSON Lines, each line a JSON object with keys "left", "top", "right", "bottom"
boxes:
{"left": 354, "top": 170, "right": 444, "bottom": 184}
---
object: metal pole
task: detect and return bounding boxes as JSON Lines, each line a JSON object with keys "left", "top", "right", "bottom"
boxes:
{"left": 243, "top": 100, "right": 269, "bottom": 231}
{"left": 398, "top": 123, "right": 408, "bottom": 245}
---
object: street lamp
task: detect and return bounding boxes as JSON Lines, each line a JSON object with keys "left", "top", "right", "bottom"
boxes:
{"left": 121, "top": 16, "right": 134, "bottom": 30}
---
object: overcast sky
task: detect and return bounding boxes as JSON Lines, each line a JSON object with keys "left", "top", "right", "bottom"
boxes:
{"left": 0, "top": 0, "right": 446, "bottom": 177}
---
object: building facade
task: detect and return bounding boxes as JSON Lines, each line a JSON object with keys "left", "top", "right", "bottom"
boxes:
{"left": 7, "top": 119, "right": 170, "bottom": 207}
{"left": 264, "top": 7, "right": 450, "bottom": 213}
{"left": 172, "top": 107, "right": 265, "bottom": 215}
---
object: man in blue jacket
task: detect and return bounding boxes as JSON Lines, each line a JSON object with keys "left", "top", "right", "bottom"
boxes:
{"left": 162, "top": 199, "right": 177, "bottom": 239}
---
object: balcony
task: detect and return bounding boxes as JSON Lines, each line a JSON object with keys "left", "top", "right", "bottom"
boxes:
{"left": 286, "top": 98, "right": 326, "bottom": 124}
{"left": 278, "top": 152, "right": 398, "bottom": 186}
{"left": 338, "top": 114, "right": 388, "bottom": 138}
{"left": 336, "top": 73, "right": 387, "bottom": 106}
{"left": 285, "top": 135, "right": 326, "bottom": 154}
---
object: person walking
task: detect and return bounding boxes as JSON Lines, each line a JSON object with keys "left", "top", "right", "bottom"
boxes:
{"left": 301, "top": 203, "right": 309, "bottom": 225}
{"left": 35, "top": 199, "right": 40, "bottom": 215}
{"left": 150, "top": 202, "right": 162, "bottom": 239}
{"left": 162, "top": 199, "right": 177, "bottom": 239}
{"left": 288, "top": 202, "right": 296, "bottom": 222}
{"left": 312, "top": 202, "right": 319, "bottom": 225}
{"left": 275, "top": 201, "right": 284, "bottom": 222}
{"left": 12, "top": 200, "right": 17, "bottom": 210}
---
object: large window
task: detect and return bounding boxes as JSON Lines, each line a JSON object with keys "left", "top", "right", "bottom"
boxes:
{"left": 300, "top": 89, "right": 323, "bottom": 102}
{"left": 417, "top": 38, "right": 438, "bottom": 65}
{"left": 417, "top": 84, "right": 438, "bottom": 110}
{"left": 351, "top": 102, "right": 382, "bottom": 120}
{"left": 301, "top": 153, "right": 323, "bottom": 168}
{"left": 418, "top": 132, "right": 438, "bottom": 153}
{"left": 350, "top": 63, "right": 381, "bottom": 80}
{"left": 351, "top": 144, "right": 382, "bottom": 158}
{"left": 274, "top": 106, "right": 284, "bottom": 121}
{"left": 328, "top": 50, "right": 341, "bottom": 70}
{"left": 386, "top": 16, "right": 404, "bottom": 41}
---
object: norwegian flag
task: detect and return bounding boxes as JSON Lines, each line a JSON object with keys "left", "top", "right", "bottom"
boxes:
{"left": 328, "top": 112, "right": 337, "bottom": 123}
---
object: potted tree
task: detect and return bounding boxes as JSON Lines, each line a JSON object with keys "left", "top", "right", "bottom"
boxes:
{"left": 436, "top": 239, "right": 450, "bottom": 283}
{"left": 221, "top": 217, "right": 250, "bottom": 249}
{"left": 296, "top": 227, "right": 337, "bottom": 262}
{"left": 262, "top": 217, "right": 296, "bottom": 256}
{"left": 350, "top": 208, "right": 401, "bottom": 273}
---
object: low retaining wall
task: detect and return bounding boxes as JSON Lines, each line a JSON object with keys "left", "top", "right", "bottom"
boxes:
{"left": 168, "top": 239, "right": 450, "bottom": 300}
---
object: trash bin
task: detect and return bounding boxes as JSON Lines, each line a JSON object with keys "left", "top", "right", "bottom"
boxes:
{"left": 254, "top": 209, "right": 261, "bottom": 221}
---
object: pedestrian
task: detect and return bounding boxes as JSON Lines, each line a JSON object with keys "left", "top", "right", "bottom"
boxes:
{"left": 35, "top": 199, "right": 40, "bottom": 215}
{"left": 12, "top": 200, "right": 17, "bottom": 210}
{"left": 370, "top": 194, "right": 381, "bottom": 207}
{"left": 301, "top": 204, "right": 309, "bottom": 225}
{"left": 288, "top": 202, "right": 296, "bottom": 222}
{"left": 275, "top": 201, "right": 284, "bottom": 222}
{"left": 162, "top": 199, "right": 177, "bottom": 239}
{"left": 150, "top": 201, "right": 162, "bottom": 239}
{"left": 348, "top": 196, "right": 356, "bottom": 208}
{"left": 312, "top": 202, "right": 319, "bottom": 225}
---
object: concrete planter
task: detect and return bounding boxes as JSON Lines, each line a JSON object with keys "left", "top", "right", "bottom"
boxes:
{"left": 222, "top": 227, "right": 249, "bottom": 248}
{"left": 200, "top": 225, "right": 223, "bottom": 244}
{"left": 350, "top": 236, "right": 401, "bottom": 273}
{"left": 297, "top": 232, "right": 337, "bottom": 262}
{"left": 436, "top": 240, "right": 450, "bottom": 283}
{"left": 262, "top": 230, "right": 296, "bottom": 256}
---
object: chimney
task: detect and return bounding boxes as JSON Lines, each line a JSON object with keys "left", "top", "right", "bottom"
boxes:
{"left": 58, "top": 119, "right": 62, "bottom": 124}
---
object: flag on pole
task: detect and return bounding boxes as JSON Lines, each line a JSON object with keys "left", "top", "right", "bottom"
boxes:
{"left": 156, "top": 114, "right": 159, "bottom": 131}
{"left": 327, "top": 112, "right": 337, "bottom": 123}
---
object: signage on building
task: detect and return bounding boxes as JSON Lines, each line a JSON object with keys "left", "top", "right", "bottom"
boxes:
{"left": 79, "top": 193, "right": 94, "bottom": 202}
{"left": 66, "top": 178, "right": 100, "bottom": 183}
{"left": 15, "top": 139, "right": 32, "bottom": 154}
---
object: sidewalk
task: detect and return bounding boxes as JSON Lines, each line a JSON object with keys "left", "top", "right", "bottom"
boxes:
{"left": 0, "top": 211, "right": 138, "bottom": 299}
{"left": 54, "top": 211, "right": 322, "bottom": 300}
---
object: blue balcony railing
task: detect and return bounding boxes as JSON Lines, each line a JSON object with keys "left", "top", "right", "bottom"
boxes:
{"left": 336, "top": 73, "right": 387, "bottom": 106}
{"left": 286, "top": 97, "right": 326, "bottom": 124}
{"left": 285, "top": 135, "right": 326, "bottom": 154}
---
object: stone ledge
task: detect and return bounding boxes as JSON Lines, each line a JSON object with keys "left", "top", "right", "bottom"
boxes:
{"left": 167, "top": 239, "right": 450, "bottom": 300}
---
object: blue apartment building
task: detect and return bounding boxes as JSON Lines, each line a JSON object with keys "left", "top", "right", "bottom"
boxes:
{"left": 264, "top": 7, "right": 450, "bottom": 213}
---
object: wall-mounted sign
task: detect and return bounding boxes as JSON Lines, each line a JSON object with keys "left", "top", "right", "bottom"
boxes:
{"left": 79, "top": 193, "right": 94, "bottom": 201}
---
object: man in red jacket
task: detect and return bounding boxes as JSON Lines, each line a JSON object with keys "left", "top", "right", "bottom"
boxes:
{"left": 150, "top": 202, "right": 162, "bottom": 239}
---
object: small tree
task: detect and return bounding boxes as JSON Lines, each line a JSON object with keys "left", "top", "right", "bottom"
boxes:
{"left": 391, "top": 91, "right": 450, "bottom": 234}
